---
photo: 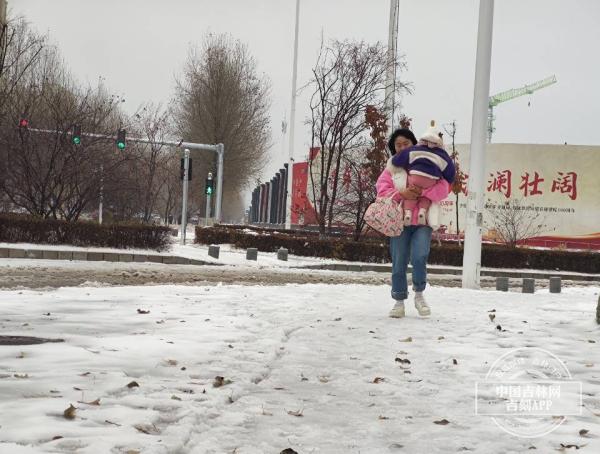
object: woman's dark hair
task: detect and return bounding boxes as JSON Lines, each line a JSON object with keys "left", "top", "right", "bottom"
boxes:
{"left": 388, "top": 128, "right": 417, "bottom": 155}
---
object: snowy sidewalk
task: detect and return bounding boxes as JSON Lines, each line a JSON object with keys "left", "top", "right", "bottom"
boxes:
{"left": 0, "top": 284, "right": 599, "bottom": 453}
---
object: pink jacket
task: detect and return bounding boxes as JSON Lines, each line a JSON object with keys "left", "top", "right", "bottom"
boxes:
{"left": 376, "top": 158, "right": 451, "bottom": 228}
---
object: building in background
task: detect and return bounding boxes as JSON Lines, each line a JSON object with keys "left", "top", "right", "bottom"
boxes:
{"left": 255, "top": 143, "right": 600, "bottom": 249}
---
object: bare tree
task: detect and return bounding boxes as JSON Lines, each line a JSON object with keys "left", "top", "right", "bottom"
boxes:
{"left": 306, "top": 39, "right": 409, "bottom": 235}
{"left": 173, "top": 33, "right": 271, "bottom": 222}
{"left": 127, "top": 104, "right": 174, "bottom": 223}
{"left": 0, "top": 39, "right": 129, "bottom": 221}
{"left": 443, "top": 121, "right": 467, "bottom": 244}
{"left": 0, "top": 16, "right": 45, "bottom": 117}
{"left": 485, "top": 199, "right": 550, "bottom": 248}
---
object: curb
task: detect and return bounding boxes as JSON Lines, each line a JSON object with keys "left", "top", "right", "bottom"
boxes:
{"left": 295, "top": 263, "right": 600, "bottom": 283}
{"left": 0, "top": 247, "right": 214, "bottom": 266}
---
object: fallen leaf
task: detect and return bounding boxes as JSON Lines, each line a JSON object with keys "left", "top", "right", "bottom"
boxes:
{"left": 14, "top": 373, "right": 29, "bottom": 379}
{"left": 333, "top": 317, "right": 342, "bottom": 321}
{"left": 496, "top": 325, "right": 502, "bottom": 331}
{"left": 318, "top": 376, "right": 329, "bottom": 383}
{"left": 287, "top": 408, "right": 304, "bottom": 417}
{"left": 105, "top": 419, "right": 122, "bottom": 427}
{"left": 16, "top": 352, "right": 25, "bottom": 359}
{"left": 134, "top": 423, "right": 159, "bottom": 435}
{"left": 438, "top": 336, "right": 445, "bottom": 340}
{"left": 166, "top": 359, "right": 178, "bottom": 366}
{"left": 79, "top": 372, "right": 91, "bottom": 376}
{"left": 434, "top": 419, "right": 450, "bottom": 425}
{"left": 489, "top": 313, "right": 496, "bottom": 322}
{"left": 280, "top": 449, "right": 298, "bottom": 454}
{"left": 395, "top": 358, "right": 411, "bottom": 364}
{"left": 399, "top": 337, "right": 413, "bottom": 342}
{"left": 373, "top": 377, "right": 385, "bottom": 383}
{"left": 126, "top": 381, "right": 140, "bottom": 388}
{"left": 579, "top": 429, "right": 589, "bottom": 437}
{"left": 137, "top": 309, "right": 150, "bottom": 314}
{"left": 52, "top": 436, "right": 63, "bottom": 441}
{"left": 213, "top": 376, "right": 232, "bottom": 387}
{"left": 78, "top": 398, "right": 100, "bottom": 406}
{"left": 63, "top": 404, "right": 77, "bottom": 420}
{"left": 73, "top": 387, "right": 82, "bottom": 391}
{"left": 559, "top": 443, "right": 581, "bottom": 450}
{"left": 488, "top": 309, "right": 496, "bottom": 312}
{"left": 588, "top": 340, "right": 596, "bottom": 344}
{"left": 453, "top": 359, "right": 458, "bottom": 365}
{"left": 171, "top": 395, "right": 182, "bottom": 401}
{"left": 274, "top": 387, "right": 286, "bottom": 390}
{"left": 156, "top": 320, "right": 165, "bottom": 324}
{"left": 378, "top": 415, "right": 390, "bottom": 420}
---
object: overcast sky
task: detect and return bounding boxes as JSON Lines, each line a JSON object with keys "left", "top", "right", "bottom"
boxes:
{"left": 10, "top": 0, "right": 600, "bottom": 184}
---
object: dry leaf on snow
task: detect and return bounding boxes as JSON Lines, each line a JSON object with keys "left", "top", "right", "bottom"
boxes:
{"left": 63, "top": 404, "right": 77, "bottom": 420}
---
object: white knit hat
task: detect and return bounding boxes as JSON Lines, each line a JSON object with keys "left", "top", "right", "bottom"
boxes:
{"left": 419, "top": 120, "right": 444, "bottom": 147}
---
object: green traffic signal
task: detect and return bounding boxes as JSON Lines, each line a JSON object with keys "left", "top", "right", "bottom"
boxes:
{"left": 116, "top": 129, "right": 126, "bottom": 150}
{"left": 72, "top": 124, "right": 82, "bottom": 145}
{"left": 206, "top": 186, "right": 213, "bottom": 195}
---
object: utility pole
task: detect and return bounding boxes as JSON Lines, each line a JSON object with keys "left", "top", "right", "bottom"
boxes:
{"left": 285, "top": 0, "right": 300, "bottom": 230}
{"left": 99, "top": 164, "right": 104, "bottom": 225}
{"left": 462, "top": 0, "right": 494, "bottom": 289}
{"left": 180, "top": 149, "right": 190, "bottom": 245}
{"left": 384, "top": 0, "right": 399, "bottom": 131}
{"left": 205, "top": 172, "right": 213, "bottom": 226}
{"left": 0, "top": 1, "right": 7, "bottom": 28}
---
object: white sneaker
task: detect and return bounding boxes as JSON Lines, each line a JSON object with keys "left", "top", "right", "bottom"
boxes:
{"left": 403, "top": 211, "right": 412, "bottom": 226}
{"left": 417, "top": 208, "right": 427, "bottom": 225}
{"left": 414, "top": 292, "right": 431, "bottom": 316}
{"left": 389, "top": 300, "right": 406, "bottom": 318}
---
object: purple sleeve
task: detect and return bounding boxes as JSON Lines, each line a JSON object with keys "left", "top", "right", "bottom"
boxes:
{"left": 443, "top": 157, "right": 456, "bottom": 184}
{"left": 391, "top": 150, "right": 409, "bottom": 169}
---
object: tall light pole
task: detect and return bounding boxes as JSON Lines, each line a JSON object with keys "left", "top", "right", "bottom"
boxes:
{"left": 462, "top": 0, "right": 495, "bottom": 289}
{"left": 384, "top": 0, "right": 399, "bottom": 131}
{"left": 284, "top": 0, "right": 300, "bottom": 230}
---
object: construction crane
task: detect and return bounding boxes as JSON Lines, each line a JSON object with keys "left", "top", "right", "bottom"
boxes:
{"left": 488, "top": 75, "right": 557, "bottom": 142}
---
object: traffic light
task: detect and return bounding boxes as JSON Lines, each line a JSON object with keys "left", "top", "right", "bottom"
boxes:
{"left": 205, "top": 177, "right": 214, "bottom": 196}
{"left": 72, "top": 124, "right": 81, "bottom": 145}
{"left": 116, "top": 129, "right": 126, "bottom": 150}
{"left": 18, "top": 118, "right": 29, "bottom": 128}
{"left": 180, "top": 158, "right": 192, "bottom": 181}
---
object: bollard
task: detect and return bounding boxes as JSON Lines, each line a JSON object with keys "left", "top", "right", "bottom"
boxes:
{"left": 496, "top": 276, "right": 509, "bottom": 292}
{"left": 549, "top": 276, "right": 561, "bottom": 294}
{"left": 522, "top": 278, "right": 535, "bottom": 294}
{"left": 246, "top": 248, "right": 258, "bottom": 261}
{"left": 208, "top": 245, "right": 220, "bottom": 259}
{"left": 277, "top": 248, "right": 288, "bottom": 261}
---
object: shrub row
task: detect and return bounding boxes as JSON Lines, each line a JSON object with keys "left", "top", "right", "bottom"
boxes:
{"left": 197, "top": 225, "right": 600, "bottom": 273}
{"left": 0, "top": 214, "right": 172, "bottom": 251}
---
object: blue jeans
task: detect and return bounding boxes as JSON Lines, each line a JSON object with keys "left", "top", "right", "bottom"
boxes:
{"left": 390, "top": 226, "right": 432, "bottom": 300}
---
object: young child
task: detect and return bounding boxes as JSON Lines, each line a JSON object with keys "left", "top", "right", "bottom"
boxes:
{"left": 391, "top": 121, "right": 455, "bottom": 225}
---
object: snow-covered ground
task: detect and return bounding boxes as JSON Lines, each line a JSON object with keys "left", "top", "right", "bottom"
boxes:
{"left": 0, "top": 283, "right": 599, "bottom": 453}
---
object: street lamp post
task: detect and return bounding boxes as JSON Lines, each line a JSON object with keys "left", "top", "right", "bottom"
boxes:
{"left": 462, "top": 0, "right": 495, "bottom": 289}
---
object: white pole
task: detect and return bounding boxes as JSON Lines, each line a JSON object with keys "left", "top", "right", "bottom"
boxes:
{"left": 205, "top": 172, "right": 213, "bottom": 226}
{"left": 285, "top": 0, "right": 300, "bottom": 230}
{"left": 180, "top": 148, "right": 190, "bottom": 245}
{"left": 98, "top": 164, "right": 104, "bottom": 225}
{"left": 384, "top": 0, "right": 399, "bottom": 131}
{"left": 215, "top": 143, "right": 224, "bottom": 223}
{"left": 462, "top": 0, "right": 494, "bottom": 289}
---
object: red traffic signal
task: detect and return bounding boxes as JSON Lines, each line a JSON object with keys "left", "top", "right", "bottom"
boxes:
{"left": 18, "top": 118, "right": 29, "bottom": 128}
